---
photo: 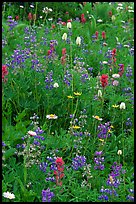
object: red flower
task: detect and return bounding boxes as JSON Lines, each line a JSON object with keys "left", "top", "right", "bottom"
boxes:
{"left": 61, "top": 22, "right": 66, "bottom": 26}
{"left": 100, "top": 74, "right": 108, "bottom": 88}
{"left": 47, "top": 50, "right": 52, "bottom": 55}
{"left": 28, "top": 12, "right": 33, "bottom": 20}
{"left": 61, "top": 56, "right": 66, "bottom": 65}
{"left": 102, "top": 31, "right": 106, "bottom": 39}
{"left": 118, "top": 64, "right": 124, "bottom": 77}
{"left": 95, "top": 31, "right": 99, "bottom": 39}
{"left": 54, "top": 157, "right": 65, "bottom": 186}
{"left": 51, "top": 24, "right": 55, "bottom": 29}
{"left": 67, "top": 19, "right": 72, "bottom": 22}
{"left": 2, "top": 65, "right": 8, "bottom": 82}
{"left": 62, "top": 48, "right": 66, "bottom": 56}
{"left": 65, "top": 11, "right": 69, "bottom": 14}
{"left": 15, "top": 15, "right": 19, "bottom": 20}
{"left": 81, "top": 14, "right": 86, "bottom": 23}
{"left": 112, "top": 48, "right": 116, "bottom": 57}
{"left": 108, "top": 11, "right": 112, "bottom": 17}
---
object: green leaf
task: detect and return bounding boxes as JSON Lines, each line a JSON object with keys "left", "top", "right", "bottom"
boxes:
{"left": 4, "top": 148, "right": 16, "bottom": 160}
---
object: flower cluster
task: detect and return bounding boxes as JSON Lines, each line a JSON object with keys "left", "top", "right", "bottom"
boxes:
{"left": 100, "top": 74, "right": 108, "bottom": 88}
{"left": 2, "top": 65, "right": 8, "bottom": 82}
{"left": 54, "top": 157, "right": 65, "bottom": 186}
{"left": 97, "top": 122, "right": 112, "bottom": 139}
{"left": 72, "top": 155, "right": 86, "bottom": 170}
{"left": 81, "top": 13, "right": 86, "bottom": 23}
{"left": 42, "top": 188, "right": 54, "bottom": 202}
{"left": 7, "top": 16, "right": 18, "bottom": 30}
{"left": 94, "top": 151, "right": 105, "bottom": 170}
{"left": 45, "top": 71, "right": 54, "bottom": 90}
{"left": 61, "top": 48, "right": 67, "bottom": 65}
{"left": 118, "top": 64, "right": 124, "bottom": 77}
{"left": 63, "top": 70, "right": 72, "bottom": 86}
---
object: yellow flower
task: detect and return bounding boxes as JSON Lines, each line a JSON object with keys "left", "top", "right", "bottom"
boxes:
{"left": 92, "top": 115, "right": 103, "bottom": 121}
{"left": 110, "top": 125, "right": 114, "bottom": 128}
{"left": 71, "top": 125, "right": 80, "bottom": 129}
{"left": 112, "top": 104, "right": 119, "bottom": 108}
{"left": 67, "top": 95, "right": 74, "bottom": 99}
{"left": 46, "top": 114, "right": 58, "bottom": 119}
{"left": 108, "top": 129, "right": 112, "bottom": 133}
{"left": 74, "top": 92, "right": 82, "bottom": 96}
{"left": 99, "top": 139, "right": 104, "bottom": 142}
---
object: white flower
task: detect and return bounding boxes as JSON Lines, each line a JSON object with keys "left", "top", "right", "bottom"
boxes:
{"left": 97, "top": 19, "right": 103, "bottom": 22}
{"left": 102, "top": 61, "right": 108, "bottom": 64}
{"left": 40, "top": 16, "right": 43, "bottom": 19}
{"left": 117, "top": 150, "right": 122, "bottom": 155}
{"left": 48, "top": 8, "right": 53, "bottom": 12}
{"left": 30, "top": 5, "right": 34, "bottom": 8}
{"left": 121, "top": 20, "right": 125, "bottom": 23}
{"left": 124, "top": 44, "right": 130, "bottom": 48}
{"left": 118, "top": 3, "right": 123, "bottom": 7}
{"left": 112, "top": 74, "right": 120, "bottom": 78}
{"left": 76, "top": 37, "right": 81, "bottom": 46}
{"left": 53, "top": 82, "right": 59, "bottom": 88}
{"left": 20, "top": 5, "right": 24, "bottom": 8}
{"left": 128, "top": 6, "right": 133, "bottom": 9}
{"left": 46, "top": 114, "right": 58, "bottom": 119}
{"left": 28, "top": 130, "right": 37, "bottom": 136}
{"left": 48, "top": 18, "right": 53, "bottom": 21}
{"left": 117, "top": 6, "right": 123, "bottom": 10}
{"left": 67, "top": 22, "right": 72, "bottom": 29}
{"left": 112, "top": 80, "right": 119, "bottom": 86}
{"left": 128, "top": 10, "right": 134, "bottom": 13}
{"left": 120, "top": 102, "right": 126, "bottom": 110}
{"left": 3, "top": 192, "right": 15, "bottom": 199}
{"left": 111, "top": 15, "right": 116, "bottom": 22}
{"left": 62, "top": 33, "right": 67, "bottom": 41}
{"left": 98, "top": 90, "right": 102, "bottom": 98}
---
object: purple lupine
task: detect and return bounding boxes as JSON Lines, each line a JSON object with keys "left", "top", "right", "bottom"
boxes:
{"left": 126, "top": 65, "right": 133, "bottom": 79}
{"left": 42, "top": 188, "right": 54, "bottom": 202}
{"left": 98, "top": 187, "right": 118, "bottom": 201}
{"left": 7, "top": 16, "right": 18, "bottom": 30}
{"left": 39, "top": 162, "right": 48, "bottom": 172}
{"left": 63, "top": 70, "right": 72, "bottom": 86}
{"left": 97, "top": 122, "right": 111, "bottom": 139}
{"left": 72, "top": 155, "right": 86, "bottom": 170}
{"left": 2, "top": 141, "right": 6, "bottom": 146}
{"left": 45, "top": 71, "right": 54, "bottom": 90}
{"left": 94, "top": 151, "right": 105, "bottom": 170}
{"left": 129, "top": 47, "right": 134, "bottom": 56}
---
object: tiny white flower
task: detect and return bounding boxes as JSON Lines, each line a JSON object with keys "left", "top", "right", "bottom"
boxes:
{"left": 53, "top": 82, "right": 59, "bottom": 88}
{"left": 46, "top": 114, "right": 58, "bottom": 119}
{"left": 111, "top": 15, "right": 116, "bottom": 21}
{"left": 48, "top": 18, "right": 53, "bottom": 21}
{"left": 128, "top": 10, "right": 134, "bottom": 13}
{"left": 120, "top": 102, "right": 126, "bottom": 110}
{"left": 3, "top": 192, "right": 15, "bottom": 199}
{"left": 117, "top": 6, "right": 123, "bottom": 10}
{"left": 98, "top": 90, "right": 102, "bottom": 98}
{"left": 117, "top": 150, "right": 122, "bottom": 155}
{"left": 62, "top": 33, "right": 67, "bottom": 41}
{"left": 20, "top": 5, "right": 24, "bottom": 8}
{"left": 40, "top": 16, "right": 43, "bottom": 19}
{"left": 97, "top": 19, "right": 103, "bottom": 22}
{"left": 112, "top": 74, "right": 120, "bottom": 78}
{"left": 30, "top": 5, "right": 34, "bottom": 8}
{"left": 48, "top": 8, "right": 53, "bottom": 12}
{"left": 121, "top": 20, "right": 125, "bottom": 23}
{"left": 128, "top": 6, "right": 133, "bottom": 9}
{"left": 67, "top": 22, "right": 72, "bottom": 29}
{"left": 118, "top": 3, "right": 123, "bottom": 7}
{"left": 123, "top": 45, "right": 130, "bottom": 48}
{"left": 102, "top": 61, "right": 108, "bottom": 64}
{"left": 28, "top": 130, "right": 37, "bottom": 136}
{"left": 76, "top": 37, "right": 81, "bottom": 46}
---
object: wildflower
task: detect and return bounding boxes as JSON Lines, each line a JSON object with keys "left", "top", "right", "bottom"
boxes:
{"left": 117, "top": 150, "right": 122, "bottom": 155}
{"left": 111, "top": 15, "right": 116, "bottom": 22}
{"left": 102, "top": 61, "right": 108, "bottom": 64}
{"left": 72, "top": 155, "right": 86, "bottom": 170}
{"left": 15, "top": 15, "right": 19, "bottom": 20}
{"left": 74, "top": 92, "right": 82, "bottom": 96}
{"left": 97, "top": 122, "right": 111, "bottom": 139}
{"left": 2, "top": 65, "right": 8, "bottom": 82}
{"left": 67, "top": 95, "right": 74, "bottom": 99}
{"left": 118, "top": 64, "right": 124, "bottom": 77}
{"left": 54, "top": 157, "right": 65, "bottom": 186}
{"left": 46, "top": 114, "right": 58, "bottom": 119}
{"left": 62, "top": 48, "right": 66, "bottom": 56}
{"left": 72, "top": 125, "right": 80, "bottom": 129}
{"left": 20, "top": 5, "right": 24, "bottom": 8}
{"left": 102, "top": 31, "right": 106, "bottom": 39}
{"left": 67, "top": 22, "right": 72, "bottom": 29}
{"left": 95, "top": 31, "right": 99, "bottom": 39}
{"left": 28, "top": 12, "right": 33, "bottom": 20}
{"left": 30, "top": 4, "right": 34, "bottom": 8}
{"left": 92, "top": 115, "right": 103, "bottom": 121}
{"left": 62, "top": 33, "right": 67, "bottom": 41}
{"left": 112, "top": 104, "right": 119, "bottom": 108}
{"left": 108, "top": 10, "right": 112, "bottom": 17}
{"left": 97, "top": 19, "right": 103, "bottom": 22}
{"left": 120, "top": 102, "right": 126, "bottom": 110}
{"left": 42, "top": 188, "right": 54, "bottom": 202}
{"left": 53, "top": 83, "right": 59, "bottom": 88}
{"left": 51, "top": 24, "right": 55, "bottom": 29}
{"left": 81, "top": 13, "right": 86, "bottom": 23}
{"left": 112, "top": 74, "right": 120, "bottom": 78}
{"left": 94, "top": 151, "right": 105, "bottom": 170}
{"left": 28, "top": 130, "right": 37, "bottom": 136}
{"left": 3, "top": 192, "right": 15, "bottom": 199}
{"left": 112, "top": 80, "right": 119, "bottom": 86}
{"left": 76, "top": 37, "right": 81, "bottom": 46}
{"left": 98, "top": 90, "right": 102, "bottom": 98}
{"left": 100, "top": 74, "right": 108, "bottom": 88}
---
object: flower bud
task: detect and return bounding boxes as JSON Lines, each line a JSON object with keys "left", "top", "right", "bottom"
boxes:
{"left": 117, "top": 150, "right": 122, "bottom": 155}
{"left": 120, "top": 102, "right": 126, "bottom": 110}
{"left": 67, "top": 22, "right": 72, "bottom": 29}
{"left": 98, "top": 90, "right": 102, "bottom": 98}
{"left": 76, "top": 37, "right": 81, "bottom": 46}
{"left": 33, "top": 14, "right": 36, "bottom": 21}
{"left": 62, "top": 33, "right": 67, "bottom": 41}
